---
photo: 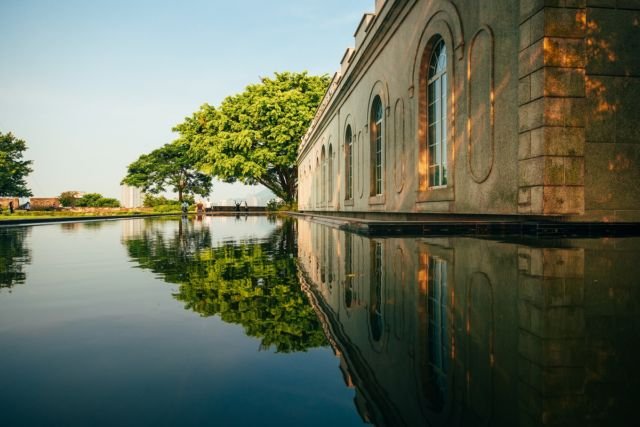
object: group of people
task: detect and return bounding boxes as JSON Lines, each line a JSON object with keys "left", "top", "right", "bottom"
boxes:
{"left": 180, "top": 200, "right": 249, "bottom": 214}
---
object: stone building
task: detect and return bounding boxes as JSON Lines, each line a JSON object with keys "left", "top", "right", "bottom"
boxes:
{"left": 29, "top": 197, "right": 61, "bottom": 209}
{"left": 120, "top": 185, "right": 143, "bottom": 209}
{"left": 297, "top": 0, "right": 640, "bottom": 222}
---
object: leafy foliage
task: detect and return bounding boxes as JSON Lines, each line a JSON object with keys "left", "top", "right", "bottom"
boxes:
{"left": 122, "top": 141, "right": 212, "bottom": 203}
{"left": 123, "top": 218, "right": 327, "bottom": 352}
{"left": 0, "top": 131, "right": 33, "bottom": 197}
{"left": 143, "top": 194, "right": 194, "bottom": 209}
{"left": 144, "top": 194, "right": 177, "bottom": 208}
{"left": 58, "top": 191, "right": 80, "bottom": 207}
{"left": 75, "top": 193, "right": 120, "bottom": 207}
{"left": 174, "top": 72, "right": 330, "bottom": 203}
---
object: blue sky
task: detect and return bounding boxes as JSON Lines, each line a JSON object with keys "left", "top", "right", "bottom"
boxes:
{"left": 0, "top": 0, "right": 370, "bottom": 201}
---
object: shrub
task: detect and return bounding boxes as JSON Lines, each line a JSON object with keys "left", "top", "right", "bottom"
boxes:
{"left": 71, "top": 193, "right": 120, "bottom": 208}
{"left": 144, "top": 194, "right": 178, "bottom": 208}
{"left": 152, "top": 204, "right": 182, "bottom": 213}
{"left": 266, "top": 198, "right": 295, "bottom": 212}
{"left": 94, "top": 197, "right": 120, "bottom": 207}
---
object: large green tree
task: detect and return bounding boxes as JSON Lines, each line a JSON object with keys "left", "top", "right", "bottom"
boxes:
{"left": 174, "top": 71, "right": 330, "bottom": 203}
{"left": 58, "top": 191, "right": 80, "bottom": 207}
{"left": 121, "top": 141, "right": 212, "bottom": 203}
{"left": 0, "top": 131, "right": 33, "bottom": 197}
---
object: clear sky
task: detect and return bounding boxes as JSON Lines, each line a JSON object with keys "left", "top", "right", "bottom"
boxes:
{"left": 0, "top": 0, "right": 371, "bottom": 201}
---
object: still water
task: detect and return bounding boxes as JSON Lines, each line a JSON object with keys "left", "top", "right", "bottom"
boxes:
{"left": 0, "top": 216, "right": 638, "bottom": 426}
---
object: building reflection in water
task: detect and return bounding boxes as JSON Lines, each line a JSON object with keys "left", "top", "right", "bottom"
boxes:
{"left": 296, "top": 218, "right": 640, "bottom": 426}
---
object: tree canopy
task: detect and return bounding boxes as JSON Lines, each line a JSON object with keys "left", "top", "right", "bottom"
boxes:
{"left": 0, "top": 131, "right": 33, "bottom": 197}
{"left": 58, "top": 191, "right": 80, "bottom": 207}
{"left": 76, "top": 193, "right": 120, "bottom": 207}
{"left": 121, "top": 141, "right": 212, "bottom": 202}
{"left": 59, "top": 191, "right": 120, "bottom": 207}
{"left": 174, "top": 71, "right": 330, "bottom": 203}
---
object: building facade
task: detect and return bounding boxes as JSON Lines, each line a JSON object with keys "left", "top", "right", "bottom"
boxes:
{"left": 297, "top": 0, "right": 640, "bottom": 222}
{"left": 120, "top": 185, "right": 143, "bottom": 209}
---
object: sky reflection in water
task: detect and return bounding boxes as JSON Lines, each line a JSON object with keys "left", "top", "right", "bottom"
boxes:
{"left": 0, "top": 217, "right": 359, "bottom": 427}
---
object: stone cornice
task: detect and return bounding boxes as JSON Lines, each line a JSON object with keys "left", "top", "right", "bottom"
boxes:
{"left": 298, "top": 0, "right": 415, "bottom": 164}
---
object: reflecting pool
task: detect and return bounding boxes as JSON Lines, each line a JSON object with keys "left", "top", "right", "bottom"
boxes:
{"left": 0, "top": 217, "right": 358, "bottom": 427}
{"left": 0, "top": 216, "right": 638, "bottom": 426}
{"left": 297, "top": 219, "right": 640, "bottom": 427}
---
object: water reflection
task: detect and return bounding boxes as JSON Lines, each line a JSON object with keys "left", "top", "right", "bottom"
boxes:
{"left": 0, "top": 227, "right": 31, "bottom": 291}
{"left": 123, "top": 217, "right": 328, "bottom": 352}
{"left": 297, "top": 219, "right": 640, "bottom": 426}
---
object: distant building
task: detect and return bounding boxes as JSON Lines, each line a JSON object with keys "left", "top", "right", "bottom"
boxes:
{"left": 30, "top": 198, "right": 60, "bottom": 209}
{"left": 120, "top": 185, "right": 143, "bottom": 208}
{"left": 0, "top": 197, "right": 19, "bottom": 210}
{"left": 298, "top": 0, "right": 640, "bottom": 222}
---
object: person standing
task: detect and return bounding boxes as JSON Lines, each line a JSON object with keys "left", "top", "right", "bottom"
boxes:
{"left": 9, "top": 201, "right": 14, "bottom": 214}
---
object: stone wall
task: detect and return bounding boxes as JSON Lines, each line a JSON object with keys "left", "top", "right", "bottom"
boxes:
{"left": 518, "top": 1, "right": 587, "bottom": 215}
{"left": 29, "top": 198, "right": 61, "bottom": 209}
{"left": 583, "top": 3, "right": 640, "bottom": 221}
{"left": 0, "top": 198, "right": 20, "bottom": 210}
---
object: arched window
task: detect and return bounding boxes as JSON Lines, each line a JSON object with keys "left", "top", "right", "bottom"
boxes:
{"left": 328, "top": 144, "right": 333, "bottom": 203}
{"left": 308, "top": 164, "right": 312, "bottom": 208}
{"left": 321, "top": 147, "right": 326, "bottom": 205}
{"left": 370, "top": 96, "right": 384, "bottom": 196}
{"left": 315, "top": 157, "right": 320, "bottom": 207}
{"left": 427, "top": 38, "right": 448, "bottom": 187}
{"left": 345, "top": 125, "right": 353, "bottom": 200}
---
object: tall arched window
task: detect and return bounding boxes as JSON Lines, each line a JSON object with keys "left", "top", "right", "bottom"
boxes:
{"left": 328, "top": 144, "right": 333, "bottom": 203}
{"left": 321, "top": 147, "right": 326, "bottom": 205}
{"left": 315, "top": 157, "right": 320, "bottom": 207}
{"left": 345, "top": 125, "right": 353, "bottom": 200}
{"left": 427, "top": 38, "right": 448, "bottom": 187}
{"left": 308, "top": 164, "right": 312, "bottom": 208}
{"left": 370, "top": 96, "right": 384, "bottom": 196}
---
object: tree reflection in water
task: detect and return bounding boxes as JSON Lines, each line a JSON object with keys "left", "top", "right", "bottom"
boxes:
{"left": 0, "top": 227, "right": 31, "bottom": 291}
{"left": 124, "top": 218, "right": 328, "bottom": 353}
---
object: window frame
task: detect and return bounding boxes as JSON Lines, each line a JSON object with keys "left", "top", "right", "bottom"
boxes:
{"left": 427, "top": 38, "right": 448, "bottom": 189}
{"left": 370, "top": 96, "right": 384, "bottom": 197}
{"left": 416, "top": 33, "right": 455, "bottom": 204}
{"left": 345, "top": 125, "right": 353, "bottom": 201}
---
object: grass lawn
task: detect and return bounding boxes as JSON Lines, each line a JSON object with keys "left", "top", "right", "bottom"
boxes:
{"left": 0, "top": 209, "right": 179, "bottom": 222}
